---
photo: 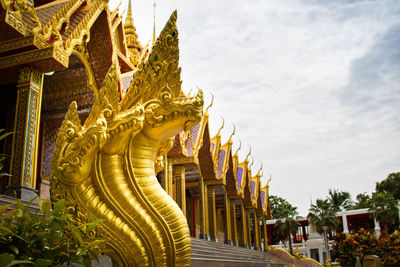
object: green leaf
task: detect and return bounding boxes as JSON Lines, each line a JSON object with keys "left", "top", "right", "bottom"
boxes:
{"left": 9, "top": 245, "right": 18, "bottom": 255}
{"left": 0, "top": 131, "right": 14, "bottom": 141}
{"left": 34, "top": 258, "right": 53, "bottom": 267}
{"left": 76, "top": 247, "right": 84, "bottom": 256}
{"left": 16, "top": 209, "right": 23, "bottom": 218}
{"left": 0, "top": 224, "right": 13, "bottom": 234}
{"left": 0, "top": 253, "right": 14, "bottom": 266}
{"left": 15, "top": 198, "right": 24, "bottom": 210}
{"left": 72, "top": 230, "right": 84, "bottom": 246}
{"left": 83, "top": 257, "right": 92, "bottom": 267}
{"left": 53, "top": 199, "right": 65, "bottom": 214}
{"left": 39, "top": 199, "right": 51, "bottom": 214}
{"left": 6, "top": 259, "right": 35, "bottom": 266}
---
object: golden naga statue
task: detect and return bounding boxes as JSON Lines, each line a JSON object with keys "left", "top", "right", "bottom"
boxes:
{"left": 50, "top": 11, "right": 203, "bottom": 266}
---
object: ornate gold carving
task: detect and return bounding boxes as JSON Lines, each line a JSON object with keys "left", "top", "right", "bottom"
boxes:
{"left": 0, "top": 47, "right": 53, "bottom": 70}
{"left": 0, "top": 36, "right": 34, "bottom": 53}
{"left": 121, "top": 10, "right": 181, "bottom": 110}
{"left": 51, "top": 12, "right": 203, "bottom": 266}
{"left": 10, "top": 67, "right": 43, "bottom": 188}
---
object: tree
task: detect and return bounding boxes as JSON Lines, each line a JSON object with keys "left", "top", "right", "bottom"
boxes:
{"left": 269, "top": 195, "right": 292, "bottom": 219}
{"left": 308, "top": 199, "right": 340, "bottom": 235}
{"left": 369, "top": 192, "right": 399, "bottom": 233}
{"left": 275, "top": 202, "right": 300, "bottom": 255}
{"left": 349, "top": 192, "right": 372, "bottom": 210}
{"left": 376, "top": 172, "right": 400, "bottom": 200}
{"left": 327, "top": 189, "right": 353, "bottom": 212}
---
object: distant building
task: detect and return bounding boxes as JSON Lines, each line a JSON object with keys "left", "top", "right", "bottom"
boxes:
{"left": 266, "top": 208, "right": 400, "bottom": 264}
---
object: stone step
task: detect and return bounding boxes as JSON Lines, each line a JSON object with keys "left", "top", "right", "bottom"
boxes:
{"left": 190, "top": 238, "right": 292, "bottom": 267}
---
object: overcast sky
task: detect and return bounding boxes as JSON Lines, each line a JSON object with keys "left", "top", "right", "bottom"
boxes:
{"left": 110, "top": 0, "right": 400, "bottom": 215}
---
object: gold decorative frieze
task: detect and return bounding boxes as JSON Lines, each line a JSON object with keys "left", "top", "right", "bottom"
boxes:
{"left": 0, "top": 47, "right": 54, "bottom": 70}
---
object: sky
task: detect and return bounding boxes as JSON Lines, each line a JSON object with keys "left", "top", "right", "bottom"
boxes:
{"left": 109, "top": 0, "right": 400, "bottom": 215}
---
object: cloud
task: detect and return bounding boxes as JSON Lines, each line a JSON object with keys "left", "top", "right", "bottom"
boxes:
{"left": 111, "top": 0, "right": 400, "bottom": 215}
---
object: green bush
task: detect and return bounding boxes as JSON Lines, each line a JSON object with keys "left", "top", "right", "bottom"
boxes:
{"left": 0, "top": 197, "right": 105, "bottom": 267}
{"left": 333, "top": 229, "right": 400, "bottom": 266}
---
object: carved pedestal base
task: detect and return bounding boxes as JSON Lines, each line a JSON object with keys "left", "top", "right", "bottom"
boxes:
{"left": 5, "top": 185, "right": 38, "bottom": 201}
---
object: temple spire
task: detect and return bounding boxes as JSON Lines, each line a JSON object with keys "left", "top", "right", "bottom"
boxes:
{"left": 124, "top": 0, "right": 142, "bottom": 66}
{"left": 152, "top": 0, "right": 156, "bottom": 46}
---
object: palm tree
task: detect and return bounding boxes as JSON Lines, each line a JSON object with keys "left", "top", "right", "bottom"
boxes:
{"left": 328, "top": 189, "right": 352, "bottom": 212}
{"left": 275, "top": 203, "right": 300, "bottom": 255}
{"left": 369, "top": 192, "right": 399, "bottom": 233}
{"left": 307, "top": 199, "right": 339, "bottom": 235}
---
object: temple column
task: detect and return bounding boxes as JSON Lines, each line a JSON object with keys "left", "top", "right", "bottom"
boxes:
{"left": 231, "top": 199, "right": 238, "bottom": 246}
{"left": 173, "top": 165, "right": 186, "bottom": 217}
{"left": 7, "top": 67, "right": 43, "bottom": 201}
{"left": 199, "top": 177, "right": 209, "bottom": 240}
{"left": 246, "top": 209, "right": 252, "bottom": 248}
{"left": 240, "top": 203, "right": 249, "bottom": 248}
{"left": 223, "top": 194, "right": 232, "bottom": 245}
{"left": 263, "top": 217, "right": 268, "bottom": 251}
{"left": 207, "top": 185, "right": 217, "bottom": 241}
{"left": 254, "top": 213, "right": 261, "bottom": 250}
{"left": 163, "top": 158, "right": 173, "bottom": 197}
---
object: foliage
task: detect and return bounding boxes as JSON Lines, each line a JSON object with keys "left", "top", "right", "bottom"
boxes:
{"left": 308, "top": 199, "right": 339, "bottom": 235}
{"left": 349, "top": 192, "right": 372, "bottom": 210}
{"left": 0, "top": 197, "right": 106, "bottom": 267}
{"left": 0, "top": 129, "right": 13, "bottom": 178}
{"left": 333, "top": 229, "right": 400, "bottom": 266}
{"left": 327, "top": 189, "right": 353, "bottom": 212}
{"left": 376, "top": 172, "right": 400, "bottom": 200}
{"left": 269, "top": 195, "right": 292, "bottom": 219}
{"left": 275, "top": 202, "right": 300, "bottom": 255}
{"left": 368, "top": 192, "right": 399, "bottom": 233}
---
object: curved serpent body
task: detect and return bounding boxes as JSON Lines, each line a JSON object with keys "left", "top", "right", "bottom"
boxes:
{"left": 50, "top": 11, "right": 204, "bottom": 266}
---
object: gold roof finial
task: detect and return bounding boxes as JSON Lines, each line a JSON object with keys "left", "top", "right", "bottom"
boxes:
{"left": 248, "top": 156, "right": 254, "bottom": 169}
{"left": 205, "top": 93, "right": 214, "bottom": 115}
{"left": 228, "top": 123, "right": 235, "bottom": 141}
{"left": 234, "top": 140, "right": 242, "bottom": 155}
{"left": 267, "top": 173, "right": 272, "bottom": 186}
{"left": 217, "top": 117, "right": 225, "bottom": 135}
{"left": 152, "top": 0, "right": 156, "bottom": 46}
{"left": 257, "top": 162, "right": 263, "bottom": 176}
{"left": 125, "top": 0, "right": 142, "bottom": 66}
{"left": 245, "top": 145, "right": 251, "bottom": 161}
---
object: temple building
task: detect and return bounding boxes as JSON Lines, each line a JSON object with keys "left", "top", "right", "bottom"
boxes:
{"left": 0, "top": 0, "right": 322, "bottom": 266}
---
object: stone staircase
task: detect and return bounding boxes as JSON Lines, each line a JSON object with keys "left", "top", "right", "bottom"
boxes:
{"left": 191, "top": 238, "right": 293, "bottom": 267}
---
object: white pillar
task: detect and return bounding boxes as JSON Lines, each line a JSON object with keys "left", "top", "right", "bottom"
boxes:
{"left": 342, "top": 212, "right": 349, "bottom": 234}
{"left": 398, "top": 205, "right": 400, "bottom": 222}
{"left": 374, "top": 218, "right": 381, "bottom": 237}
{"left": 319, "top": 248, "right": 324, "bottom": 264}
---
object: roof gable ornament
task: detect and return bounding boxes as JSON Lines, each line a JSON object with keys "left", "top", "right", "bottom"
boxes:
{"left": 257, "top": 162, "right": 263, "bottom": 177}
{"left": 245, "top": 145, "right": 251, "bottom": 162}
{"left": 217, "top": 117, "right": 225, "bottom": 136}
{"left": 248, "top": 156, "right": 254, "bottom": 169}
{"left": 204, "top": 92, "right": 214, "bottom": 116}
{"left": 234, "top": 139, "right": 242, "bottom": 156}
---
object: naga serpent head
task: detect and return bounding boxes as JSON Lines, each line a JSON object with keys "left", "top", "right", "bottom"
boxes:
{"left": 142, "top": 85, "right": 204, "bottom": 142}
